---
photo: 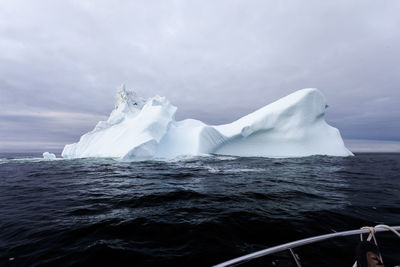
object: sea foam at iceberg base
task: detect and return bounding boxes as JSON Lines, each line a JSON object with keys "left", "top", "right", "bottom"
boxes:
{"left": 61, "top": 85, "right": 353, "bottom": 160}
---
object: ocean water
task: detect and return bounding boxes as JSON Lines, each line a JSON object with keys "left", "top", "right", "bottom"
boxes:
{"left": 0, "top": 153, "right": 399, "bottom": 266}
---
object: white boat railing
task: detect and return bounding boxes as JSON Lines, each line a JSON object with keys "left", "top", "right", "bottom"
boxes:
{"left": 213, "top": 225, "right": 400, "bottom": 267}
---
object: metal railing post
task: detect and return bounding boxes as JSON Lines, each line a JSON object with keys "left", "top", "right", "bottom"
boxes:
{"left": 289, "top": 248, "right": 301, "bottom": 267}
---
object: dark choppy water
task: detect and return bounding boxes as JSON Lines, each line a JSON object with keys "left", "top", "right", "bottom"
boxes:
{"left": 0, "top": 153, "right": 399, "bottom": 266}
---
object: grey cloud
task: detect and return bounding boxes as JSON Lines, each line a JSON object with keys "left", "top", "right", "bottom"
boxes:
{"left": 0, "top": 111, "right": 106, "bottom": 152}
{"left": 0, "top": 0, "right": 399, "bottom": 151}
{"left": 345, "top": 139, "right": 400, "bottom": 153}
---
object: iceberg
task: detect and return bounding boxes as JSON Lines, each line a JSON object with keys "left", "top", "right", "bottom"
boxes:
{"left": 43, "top": 152, "right": 56, "bottom": 160}
{"left": 62, "top": 85, "right": 353, "bottom": 160}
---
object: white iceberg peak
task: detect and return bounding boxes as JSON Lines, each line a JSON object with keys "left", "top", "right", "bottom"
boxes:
{"left": 62, "top": 86, "right": 353, "bottom": 160}
{"left": 115, "top": 84, "right": 145, "bottom": 110}
{"left": 92, "top": 85, "right": 146, "bottom": 131}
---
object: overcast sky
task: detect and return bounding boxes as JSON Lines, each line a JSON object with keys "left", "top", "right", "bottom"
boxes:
{"left": 1, "top": 0, "right": 399, "bottom": 152}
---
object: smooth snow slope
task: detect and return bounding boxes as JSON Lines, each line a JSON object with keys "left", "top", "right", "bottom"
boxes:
{"left": 62, "top": 85, "right": 353, "bottom": 160}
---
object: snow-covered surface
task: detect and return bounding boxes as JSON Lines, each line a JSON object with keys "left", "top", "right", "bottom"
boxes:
{"left": 62, "top": 85, "right": 353, "bottom": 160}
{"left": 43, "top": 152, "right": 56, "bottom": 160}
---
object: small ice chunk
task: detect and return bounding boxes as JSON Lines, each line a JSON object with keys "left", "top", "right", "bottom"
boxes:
{"left": 43, "top": 152, "right": 56, "bottom": 160}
